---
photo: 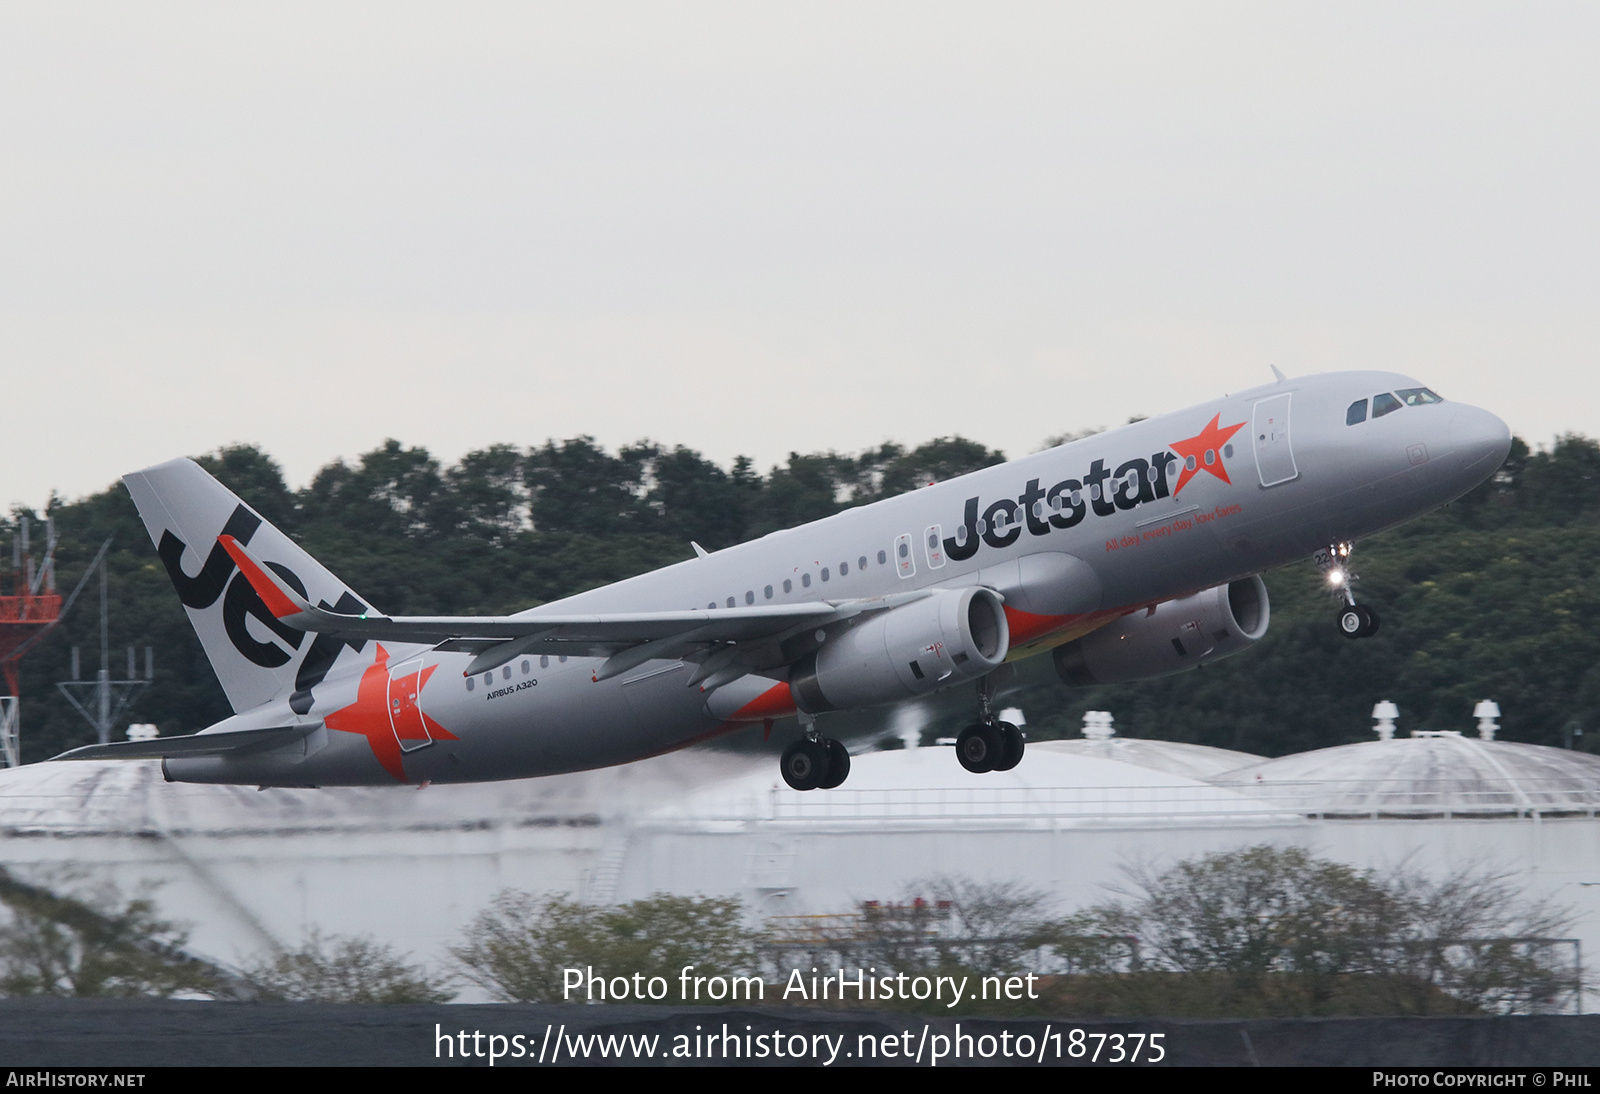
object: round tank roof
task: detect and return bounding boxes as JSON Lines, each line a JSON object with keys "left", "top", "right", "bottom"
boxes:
{"left": 1212, "top": 733, "right": 1600, "bottom": 816}
{"left": 1031, "top": 737, "right": 1265, "bottom": 780}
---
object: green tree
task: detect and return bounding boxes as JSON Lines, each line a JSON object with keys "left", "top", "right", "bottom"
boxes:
{"left": 15, "top": 430, "right": 1600, "bottom": 762}
{"left": 452, "top": 892, "right": 757, "bottom": 1003}
{"left": 0, "top": 869, "right": 217, "bottom": 998}
{"left": 1063, "top": 846, "right": 1577, "bottom": 1017}
{"left": 243, "top": 930, "right": 453, "bottom": 1003}
{"left": 526, "top": 437, "right": 652, "bottom": 536}
{"left": 861, "top": 437, "right": 1007, "bottom": 501}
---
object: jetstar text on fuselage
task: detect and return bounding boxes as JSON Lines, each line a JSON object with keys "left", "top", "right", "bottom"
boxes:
{"left": 942, "top": 414, "right": 1247, "bottom": 562}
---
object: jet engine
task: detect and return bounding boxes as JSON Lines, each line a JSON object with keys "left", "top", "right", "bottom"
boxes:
{"left": 1053, "top": 575, "right": 1269, "bottom": 686}
{"left": 790, "top": 586, "right": 1010, "bottom": 713}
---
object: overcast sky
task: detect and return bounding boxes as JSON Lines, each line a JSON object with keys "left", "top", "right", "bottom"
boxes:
{"left": 2, "top": 2, "right": 1596, "bottom": 510}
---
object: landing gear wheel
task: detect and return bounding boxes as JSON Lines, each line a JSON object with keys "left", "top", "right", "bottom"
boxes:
{"left": 780, "top": 738, "right": 830, "bottom": 791}
{"left": 818, "top": 738, "right": 851, "bottom": 789}
{"left": 992, "top": 721, "right": 1025, "bottom": 772}
{"left": 1337, "top": 604, "right": 1379, "bottom": 639}
{"left": 1337, "top": 606, "right": 1363, "bottom": 638}
{"left": 956, "top": 722, "right": 1004, "bottom": 774}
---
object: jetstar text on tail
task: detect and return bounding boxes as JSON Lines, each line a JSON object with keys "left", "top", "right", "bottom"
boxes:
{"left": 941, "top": 415, "right": 1247, "bottom": 562}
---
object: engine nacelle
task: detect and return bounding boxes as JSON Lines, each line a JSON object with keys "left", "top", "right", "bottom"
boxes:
{"left": 790, "top": 586, "right": 1010, "bottom": 713}
{"left": 1053, "top": 575, "right": 1270, "bottom": 686}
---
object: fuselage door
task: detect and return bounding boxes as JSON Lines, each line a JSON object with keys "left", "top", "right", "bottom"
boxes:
{"left": 387, "top": 656, "right": 435, "bottom": 753}
{"left": 1252, "top": 394, "right": 1300, "bottom": 487}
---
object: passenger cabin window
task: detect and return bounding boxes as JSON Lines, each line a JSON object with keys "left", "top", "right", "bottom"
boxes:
{"left": 783, "top": 579, "right": 792, "bottom": 593}
{"left": 802, "top": 573, "right": 811, "bottom": 588}
{"left": 1372, "top": 392, "right": 1403, "bottom": 418}
{"left": 1347, "top": 400, "right": 1368, "bottom": 425}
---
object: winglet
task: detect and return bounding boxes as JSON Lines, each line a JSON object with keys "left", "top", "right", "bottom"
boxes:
{"left": 691, "top": 541, "right": 709, "bottom": 559}
{"left": 1270, "top": 364, "right": 1287, "bottom": 382}
{"left": 217, "top": 535, "right": 315, "bottom": 619}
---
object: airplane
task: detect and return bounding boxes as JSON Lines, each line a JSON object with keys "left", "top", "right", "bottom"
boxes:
{"left": 55, "top": 369, "right": 1510, "bottom": 791}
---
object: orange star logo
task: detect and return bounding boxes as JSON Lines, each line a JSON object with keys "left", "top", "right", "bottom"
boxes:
{"left": 1168, "top": 414, "right": 1247, "bottom": 495}
{"left": 323, "top": 643, "right": 458, "bottom": 783}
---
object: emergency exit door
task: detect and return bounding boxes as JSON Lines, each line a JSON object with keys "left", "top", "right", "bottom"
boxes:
{"left": 1252, "top": 394, "right": 1300, "bottom": 487}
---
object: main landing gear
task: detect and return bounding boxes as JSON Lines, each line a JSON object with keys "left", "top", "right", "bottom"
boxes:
{"left": 780, "top": 714, "right": 851, "bottom": 791}
{"left": 955, "top": 675, "right": 1025, "bottom": 775}
{"left": 1318, "top": 541, "right": 1380, "bottom": 639}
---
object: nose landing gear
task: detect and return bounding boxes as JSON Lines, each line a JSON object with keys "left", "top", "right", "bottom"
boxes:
{"left": 1337, "top": 603, "right": 1379, "bottom": 639}
{"left": 1318, "top": 542, "right": 1379, "bottom": 639}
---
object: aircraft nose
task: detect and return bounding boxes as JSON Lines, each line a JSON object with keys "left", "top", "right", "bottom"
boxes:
{"left": 1448, "top": 404, "right": 1513, "bottom": 476}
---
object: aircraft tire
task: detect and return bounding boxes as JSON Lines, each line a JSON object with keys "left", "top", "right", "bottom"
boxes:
{"left": 1337, "top": 606, "right": 1367, "bottom": 639}
{"left": 992, "top": 721, "right": 1025, "bottom": 772}
{"left": 780, "top": 738, "right": 830, "bottom": 791}
{"left": 1360, "top": 605, "right": 1380, "bottom": 637}
{"left": 818, "top": 738, "right": 851, "bottom": 789}
{"left": 956, "top": 722, "right": 1002, "bottom": 774}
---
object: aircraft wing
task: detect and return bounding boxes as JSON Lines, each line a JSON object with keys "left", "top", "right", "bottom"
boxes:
{"left": 218, "top": 534, "right": 931, "bottom": 680}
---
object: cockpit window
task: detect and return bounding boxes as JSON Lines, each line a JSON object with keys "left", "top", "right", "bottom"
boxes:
{"left": 1372, "top": 392, "right": 1403, "bottom": 418}
{"left": 1346, "top": 399, "right": 1368, "bottom": 425}
{"left": 1395, "top": 387, "right": 1444, "bottom": 406}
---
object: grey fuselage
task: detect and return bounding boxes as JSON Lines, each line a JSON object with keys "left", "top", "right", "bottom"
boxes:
{"left": 170, "top": 370, "right": 1511, "bottom": 786}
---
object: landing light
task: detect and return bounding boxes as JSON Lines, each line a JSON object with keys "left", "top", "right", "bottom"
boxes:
{"left": 1326, "top": 568, "right": 1348, "bottom": 588}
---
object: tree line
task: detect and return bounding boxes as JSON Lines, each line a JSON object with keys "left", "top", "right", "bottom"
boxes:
{"left": 3, "top": 431, "right": 1597, "bottom": 761}
{"left": 0, "top": 847, "right": 1577, "bottom": 1016}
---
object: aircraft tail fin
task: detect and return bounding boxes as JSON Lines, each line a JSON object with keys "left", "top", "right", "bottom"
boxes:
{"left": 122, "top": 458, "right": 372, "bottom": 714}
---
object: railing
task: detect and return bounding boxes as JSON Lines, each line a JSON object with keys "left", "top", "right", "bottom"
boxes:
{"left": 652, "top": 778, "right": 1600, "bottom": 824}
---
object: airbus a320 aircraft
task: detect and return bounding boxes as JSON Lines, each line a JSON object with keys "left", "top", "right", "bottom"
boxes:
{"left": 58, "top": 370, "right": 1510, "bottom": 791}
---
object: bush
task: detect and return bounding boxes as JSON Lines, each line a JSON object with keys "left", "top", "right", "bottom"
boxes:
{"left": 0, "top": 868, "right": 217, "bottom": 998}
{"left": 242, "top": 929, "right": 453, "bottom": 1004}
{"left": 1063, "top": 845, "right": 1578, "bottom": 1017}
{"left": 452, "top": 892, "right": 756, "bottom": 1003}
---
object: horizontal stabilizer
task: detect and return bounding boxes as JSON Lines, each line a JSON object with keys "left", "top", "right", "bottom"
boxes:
{"left": 51, "top": 724, "right": 320, "bottom": 762}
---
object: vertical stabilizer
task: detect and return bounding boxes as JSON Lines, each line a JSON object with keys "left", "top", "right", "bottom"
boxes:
{"left": 122, "top": 458, "right": 372, "bottom": 714}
